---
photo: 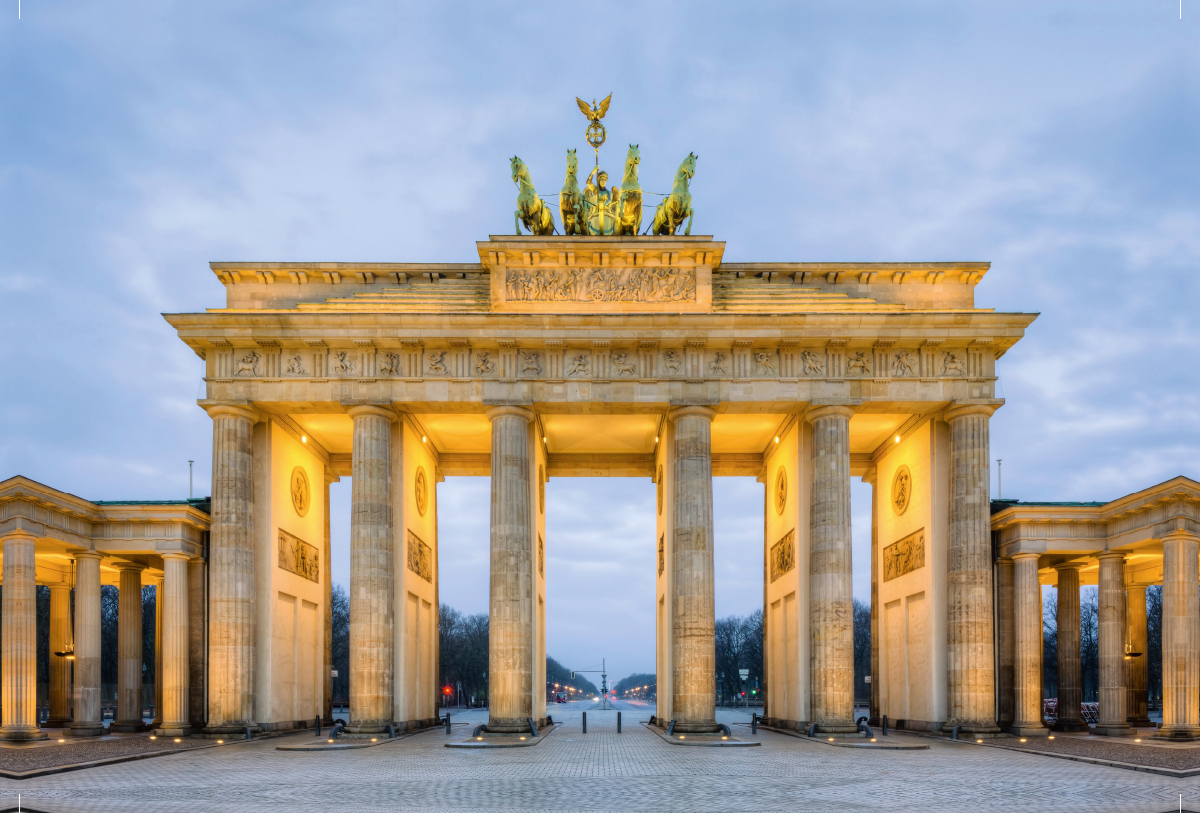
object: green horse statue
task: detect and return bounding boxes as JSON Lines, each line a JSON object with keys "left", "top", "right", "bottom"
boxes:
{"left": 559, "top": 149, "right": 584, "bottom": 236}
{"left": 511, "top": 156, "right": 556, "bottom": 236}
{"left": 646, "top": 152, "right": 697, "bottom": 236}
{"left": 614, "top": 144, "right": 642, "bottom": 236}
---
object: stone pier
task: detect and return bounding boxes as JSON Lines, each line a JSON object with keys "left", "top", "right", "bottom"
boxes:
{"left": 943, "top": 404, "right": 1000, "bottom": 737}
{"left": 0, "top": 533, "right": 46, "bottom": 741}
{"left": 1094, "top": 552, "right": 1132, "bottom": 737}
{"left": 669, "top": 406, "right": 718, "bottom": 734}
{"left": 156, "top": 553, "right": 192, "bottom": 736}
{"left": 808, "top": 405, "right": 856, "bottom": 735}
{"left": 1010, "top": 553, "right": 1047, "bottom": 736}
{"left": 112, "top": 563, "right": 147, "bottom": 732}
{"left": 67, "top": 552, "right": 104, "bottom": 738}
{"left": 1155, "top": 530, "right": 1200, "bottom": 740}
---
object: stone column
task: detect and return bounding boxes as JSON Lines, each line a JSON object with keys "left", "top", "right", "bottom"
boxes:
{"left": 1155, "top": 531, "right": 1200, "bottom": 741}
{"left": 1010, "top": 553, "right": 1047, "bottom": 735}
{"left": 46, "top": 583, "right": 73, "bottom": 727}
{"left": 347, "top": 404, "right": 395, "bottom": 734}
{"left": 203, "top": 403, "right": 259, "bottom": 736}
{"left": 151, "top": 574, "right": 164, "bottom": 729}
{"left": 995, "top": 558, "right": 1015, "bottom": 730}
{"left": 1094, "top": 552, "right": 1133, "bottom": 736}
{"left": 865, "top": 468, "right": 880, "bottom": 725}
{"left": 155, "top": 553, "right": 191, "bottom": 736}
{"left": 323, "top": 472, "right": 337, "bottom": 724}
{"left": 486, "top": 405, "right": 535, "bottom": 733}
{"left": 1125, "top": 583, "right": 1150, "bottom": 727}
{"left": 808, "top": 405, "right": 856, "bottom": 735}
{"left": 0, "top": 533, "right": 46, "bottom": 741}
{"left": 187, "top": 558, "right": 207, "bottom": 730}
{"left": 111, "top": 563, "right": 147, "bottom": 732}
{"left": 1053, "top": 564, "right": 1087, "bottom": 731}
{"left": 669, "top": 405, "right": 719, "bottom": 734}
{"left": 67, "top": 552, "right": 104, "bottom": 737}
{"left": 942, "top": 404, "right": 1000, "bottom": 736}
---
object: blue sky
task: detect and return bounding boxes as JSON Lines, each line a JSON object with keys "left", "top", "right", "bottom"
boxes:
{"left": 3, "top": 2, "right": 1197, "bottom": 683}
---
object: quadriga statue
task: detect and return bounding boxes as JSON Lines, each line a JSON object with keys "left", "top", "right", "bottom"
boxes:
{"left": 646, "top": 152, "right": 697, "bottom": 236}
{"left": 511, "top": 156, "right": 556, "bottom": 236}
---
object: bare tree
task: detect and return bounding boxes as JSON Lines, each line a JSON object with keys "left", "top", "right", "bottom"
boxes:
{"left": 1043, "top": 591, "right": 1057, "bottom": 700}
{"left": 331, "top": 583, "right": 349, "bottom": 704}
{"left": 1080, "top": 586, "right": 1099, "bottom": 702}
{"left": 853, "top": 598, "right": 870, "bottom": 704}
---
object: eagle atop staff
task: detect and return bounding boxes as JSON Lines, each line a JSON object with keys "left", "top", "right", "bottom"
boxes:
{"left": 576, "top": 93, "right": 612, "bottom": 123}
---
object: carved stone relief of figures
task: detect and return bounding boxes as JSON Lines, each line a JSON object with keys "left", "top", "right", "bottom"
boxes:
{"left": 406, "top": 530, "right": 433, "bottom": 583}
{"left": 709, "top": 352, "right": 729, "bottom": 376}
{"left": 892, "top": 350, "right": 917, "bottom": 377}
{"left": 519, "top": 351, "right": 541, "bottom": 376}
{"left": 663, "top": 350, "right": 682, "bottom": 375}
{"left": 612, "top": 352, "right": 637, "bottom": 377}
{"left": 278, "top": 528, "right": 320, "bottom": 583}
{"left": 284, "top": 355, "right": 308, "bottom": 375}
{"left": 800, "top": 350, "right": 824, "bottom": 376}
{"left": 941, "top": 351, "right": 965, "bottom": 376}
{"left": 475, "top": 351, "right": 496, "bottom": 376}
{"left": 658, "top": 534, "right": 665, "bottom": 576}
{"left": 754, "top": 351, "right": 776, "bottom": 376}
{"left": 883, "top": 529, "right": 925, "bottom": 582}
{"left": 235, "top": 350, "right": 260, "bottom": 377}
{"left": 566, "top": 354, "right": 590, "bottom": 377}
{"left": 427, "top": 351, "right": 448, "bottom": 376}
{"left": 379, "top": 352, "right": 401, "bottom": 376}
{"left": 846, "top": 351, "right": 871, "bottom": 376}
{"left": 770, "top": 529, "right": 796, "bottom": 583}
{"left": 504, "top": 266, "right": 696, "bottom": 303}
{"left": 332, "top": 351, "right": 356, "bottom": 376}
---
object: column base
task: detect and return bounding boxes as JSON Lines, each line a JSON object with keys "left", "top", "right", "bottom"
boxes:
{"left": 0, "top": 727, "right": 48, "bottom": 742}
{"left": 669, "top": 722, "right": 722, "bottom": 734}
{"left": 1051, "top": 719, "right": 1091, "bottom": 732}
{"left": 1008, "top": 724, "right": 1049, "bottom": 737}
{"left": 109, "top": 721, "right": 151, "bottom": 733}
{"left": 65, "top": 723, "right": 105, "bottom": 738}
{"left": 199, "top": 723, "right": 260, "bottom": 739}
{"left": 1091, "top": 724, "right": 1137, "bottom": 737}
{"left": 344, "top": 723, "right": 393, "bottom": 735}
{"left": 44, "top": 717, "right": 72, "bottom": 728}
{"left": 153, "top": 725, "right": 194, "bottom": 737}
{"left": 1126, "top": 716, "right": 1153, "bottom": 727}
{"left": 1153, "top": 726, "right": 1200, "bottom": 742}
{"left": 814, "top": 723, "right": 862, "bottom": 737}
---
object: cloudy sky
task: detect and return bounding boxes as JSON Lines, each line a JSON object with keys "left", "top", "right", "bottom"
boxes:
{"left": 3, "top": 2, "right": 1197, "bottom": 684}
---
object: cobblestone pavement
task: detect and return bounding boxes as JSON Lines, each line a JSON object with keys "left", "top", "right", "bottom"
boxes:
{"left": 0, "top": 700, "right": 1194, "bottom": 813}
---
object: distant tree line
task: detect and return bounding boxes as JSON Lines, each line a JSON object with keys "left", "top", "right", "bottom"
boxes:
{"left": 612, "top": 672, "right": 655, "bottom": 697}
{"left": 715, "top": 609, "right": 763, "bottom": 705}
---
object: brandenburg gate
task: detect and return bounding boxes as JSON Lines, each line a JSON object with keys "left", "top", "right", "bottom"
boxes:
{"left": 164, "top": 233, "right": 1035, "bottom": 737}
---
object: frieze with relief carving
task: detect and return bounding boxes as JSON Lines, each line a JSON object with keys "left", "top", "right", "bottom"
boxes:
{"left": 883, "top": 529, "right": 925, "bottom": 582}
{"left": 406, "top": 530, "right": 433, "bottom": 583}
{"left": 770, "top": 529, "right": 796, "bottom": 583}
{"left": 278, "top": 528, "right": 320, "bottom": 583}
{"left": 505, "top": 266, "right": 696, "bottom": 303}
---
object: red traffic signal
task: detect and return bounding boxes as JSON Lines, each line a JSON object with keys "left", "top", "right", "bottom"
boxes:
{"left": 443, "top": 686, "right": 453, "bottom": 695}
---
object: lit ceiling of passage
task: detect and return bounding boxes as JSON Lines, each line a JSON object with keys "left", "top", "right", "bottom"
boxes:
{"left": 413, "top": 413, "right": 492, "bottom": 454}
{"left": 849, "top": 414, "right": 909, "bottom": 454}
{"left": 710, "top": 414, "right": 785, "bottom": 454}
{"left": 292, "top": 414, "right": 354, "bottom": 454}
{"left": 542, "top": 414, "right": 659, "bottom": 454}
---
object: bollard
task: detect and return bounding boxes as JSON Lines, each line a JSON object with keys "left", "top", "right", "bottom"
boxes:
{"left": 582, "top": 712, "right": 587, "bottom": 734}
{"left": 666, "top": 720, "right": 676, "bottom": 737}
{"left": 446, "top": 713, "right": 452, "bottom": 735}
{"left": 751, "top": 714, "right": 758, "bottom": 735}
{"left": 617, "top": 712, "right": 622, "bottom": 733}
{"left": 528, "top": 717, "right": 539, "bottom": 737}
{"left": 315, "top": 716, "right": 321, "bottom": 737}
{"left": 882, "top": 715, "right": 888, "bottom": 736}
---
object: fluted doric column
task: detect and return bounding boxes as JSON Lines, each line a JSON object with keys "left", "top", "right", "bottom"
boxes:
{"left": 151, "top": 573, "right": 164, "bottom": 729}
{"left": 669, "top": 405, "right": 719, "bottom": 734}
{"left": 1011, "top": 553, "right": 1047, "bottom": 735}
{"left": 1126, "top": 583, "right": 1150, "bottom": 727}
{"left": 808, "top": 405, "right": 856, "bottom": 735}
{"left": 323, "top": 472, "right": 337, "bottom": 724}
{"left": 996, "top": 558, "right": 1015, "bottom": 730}
{"left": 111, "top": 563, "right": 147, "bottom": 732}
{"left": 864, "top": 468, "right": 880, "bottom": 726}
{"left": 187, "top": 558, "right": 207, "bottom": 730}
{"left": 1155, "top": 531, "right": 1200, "bottom": 741}
{"left": 347, "top": 404, "right": 395, "bottom": 734}
{"left": 67, "top": 552, "right": 104, "bottom": 737}
{"left": 0, "top": 533, "right": 46, "bottom": 741}
{"left": 155, "top": 553, "right": 191, "bottom": 735}
{"left": 1053, "top": 564, "right": 1087, "bottom": 731}
{"left": 943, "top": 404, "right": 1000, "bottom": 736}
{"left": 486, "top": 405, "right": 535, "bottom": 733}
{"left": 46, "top": 583, "right": 73, "bottom": 727}
{"left": 203, "top": 402, "right": 259, "bottom": 736}
{"left": 1094, "top": 552, "right": 1133, "bottom": 736}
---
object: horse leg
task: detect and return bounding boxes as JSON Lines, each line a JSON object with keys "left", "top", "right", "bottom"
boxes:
{"left": 515, "top": 210, "right": 523, "bottom": 236}
{"left": 684, "top": 207, "right": 694, "bottom": 236}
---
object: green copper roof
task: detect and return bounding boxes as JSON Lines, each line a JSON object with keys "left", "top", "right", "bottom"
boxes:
{"left": 92, "top": 498, "right": 211, "bottom": 513}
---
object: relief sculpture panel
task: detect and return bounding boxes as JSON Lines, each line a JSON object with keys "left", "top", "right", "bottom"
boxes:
{"left": 407, "top": 530, "right": 433, "bottom": 583}
{"left": 505, "top": 266, "right": 696, "bottom": 303}
{"left": 769, "top": 529, "right": 796, "bottom": 583}
{"left": 278, "top": 528, "right": 320, "bottom": 583}
{"left": 883, "top": 528, "right": 925, "bottom": 582}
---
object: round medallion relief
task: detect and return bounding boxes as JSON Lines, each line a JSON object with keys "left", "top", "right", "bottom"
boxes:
{"left": 290, "top": 466, "right": 310, "bottom": 518}
{"left": 414, "top": 466, "right": 429, "bottom": 517}
{"left": 775, "top": 467, "right": 787, "bottom": 515}
{"left": 891, "top": 465, "right": 912, "bottom": 516}
{"left": 657, "top": 466, "right": 664, "bottom": 515}
{"left": 538, "top": 465, "right": 545, "bottom": 514}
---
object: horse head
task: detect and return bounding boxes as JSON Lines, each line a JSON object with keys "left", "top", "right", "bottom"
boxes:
{"left": 680, "top": 152, "right": 697, "bottom": 180}
{"left": 624, "top": 144, "right": 640, "bottom": 182}
{"left": 511, "top": 156, "right": 530, "bottom": 188}
{"left": 566, "top": 148, "right": 577, "bottom": 178}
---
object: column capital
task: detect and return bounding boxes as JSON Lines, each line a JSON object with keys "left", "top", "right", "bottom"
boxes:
{"left": 1054, "top": 561, "right": 1085, "bottom": 573}
{"left": 73, "top": 550, "right": 103, "bottom": 562}
{"left": 667, "top": 405, "right": 716, "bottom": 422}
{"left": 806, "top": 404, "right": 855, "bottom": 423}
{"left": 112, "top": 560, "right": 146, "bottom": 573}
{"left": 485, "top": 404, "right": 535, "bottom": 422}
{"left": 201, "top": 401, "right": 260, "bottom": 422}
{"left": 1095, "top": 550, "right": 1127, "bottom": 562}
{"left": 160, "top": 552, "right": 191, "bottom": 562}
{"left": 944, "top": 401, "right": 1000, "bottom": 423}
{"left": 345, "top": 404, "right": 396, "bottom": 422}
{"left": 1162, "top": 529, "right": 1200, "bottom": 543}
{"left": 0, "top": 531, "right": 38, "bottom": 544}
{"left": 1011, "top": 552, "right": 1041, "bottom": 563}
